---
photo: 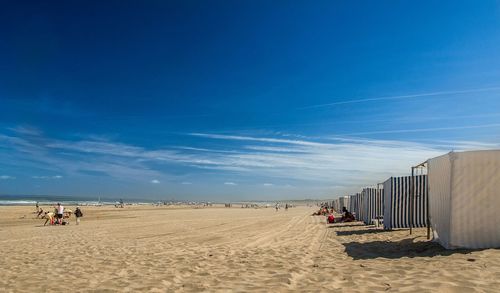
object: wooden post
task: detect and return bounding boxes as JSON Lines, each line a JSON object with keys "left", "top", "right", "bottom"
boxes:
{"left": 426, "top": 170, "right": 431, "bottom": 240}
{"left": 410, "top": 167, "right": 414, "bottom": 235}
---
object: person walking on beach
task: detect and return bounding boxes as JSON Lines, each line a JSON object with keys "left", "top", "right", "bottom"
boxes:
{"left": 36, "top": 208, "right": 44, "bottom": 218}
{"left": 56, "top": 203, "right": 64, "bottom": 225}
{"left": 74, "top": 206, "right": 83, "bottom": 225}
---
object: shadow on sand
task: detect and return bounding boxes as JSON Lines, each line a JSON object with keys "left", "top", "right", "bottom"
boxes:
{"left": 328, "top": 222, "right": 366, "bottom": 228}
{"left": 334, "top": 229, "right": 393, "bottom": 236}
{"left": 343, "top": 237, "right": 484, "bottom": 260}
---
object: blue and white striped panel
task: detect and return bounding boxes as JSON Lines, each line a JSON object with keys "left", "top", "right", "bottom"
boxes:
{"left": 383, "top": 178, "right": 392, "bottom": 229}
{"left": 349, "top": 195, "right": 354, "bottom": 212}
{"left": 349, "top": 193, "right": 360, "bottom": 220}
{"left": 361, "top": 188, "right": 384, "bottom": 224}
{"left": 384, "top": 175, "right": 428, "bottom": 229}
{"left": 357, "top": 192, "right": 365, "bottom": 222}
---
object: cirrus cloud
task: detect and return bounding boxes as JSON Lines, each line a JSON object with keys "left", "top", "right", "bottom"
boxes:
{"left": 2, "top": 126, "right": 500, "bottom": 198}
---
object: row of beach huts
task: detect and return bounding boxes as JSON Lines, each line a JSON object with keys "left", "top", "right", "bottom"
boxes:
{"left": 329, "top": 150, "right": 500, "bottom": 250}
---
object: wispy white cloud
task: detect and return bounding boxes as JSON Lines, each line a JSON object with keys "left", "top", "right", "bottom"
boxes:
{"left": 151, "top": 179, "right": 160, "bottom": 184}
{"left": 300, "top": 86, "right": 500, "bottom": 109}
{"left": 0, "top": 132, "right": 164, "bottom": 181}
{"left": 187, "top": 132, "right": 500, "bottom": 194}
{"left": 47, "top": 140, "right": 145, "bottom": 157}
{"left": 336, "top": 123, "right": 500, "bottom": 136}
{"left": 8, "top": 126, "right": 42, "bottom": 136}
{"left": 2, "top": 126, "right": 499, "bottom": 197}
{"left": 181, "top": 182, "right": 192, "bottom": 185}
{"left": 244, "top": 145, "right": 309, "bottom": 153}
{"left": 32, "top": 175, "right": 63, "bottom": 179}
{"left": 0, "top": 175, "right": 15, "bottom": 180}
{"left": 174, "top": 146, "right": 238, "bottom": 154}
{"left": 190, "top": 133, "right": 327, "bottom": 147}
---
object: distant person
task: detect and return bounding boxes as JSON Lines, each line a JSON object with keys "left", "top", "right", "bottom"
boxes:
{"left": 285, "top": 204, "right": 288, "bottom": 211}
{"left": 56, "top": 203, "right": 64, "bottom": 225}
{"left": 64, "top": 209, "right": 72, "bottom": 219}
{"left": 341, "top": 207, "right": 355, "bottom": 222}
{"left": 327, "top": 213, "right": 335, "bottom": 224}
{"left": 319, "top": 207, "right": 328, "bottom": 216}
{"left": 35, "top": 201, "right": 39, "bottom": 212}
{"left": 74, "top": 207, "right": 83, "bottom": 225}
{"left": 275, "top": 203, "right": 279, "bottom": 212}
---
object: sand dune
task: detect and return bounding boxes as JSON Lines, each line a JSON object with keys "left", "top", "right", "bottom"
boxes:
{"left": 0, "top": 205, "right": 499, "bottom": 292}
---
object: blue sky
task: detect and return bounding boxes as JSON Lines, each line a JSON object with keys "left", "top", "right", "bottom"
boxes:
{"left": 1, "top": 1, "right": 500, "bottom": 201}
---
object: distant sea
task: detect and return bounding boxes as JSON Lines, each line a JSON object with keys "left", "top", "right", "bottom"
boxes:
{"left": 0, "top": 194, "right": 155, "bottom": 206}
{"left": 0, "top": 195, "right": 296, "bottom": 206}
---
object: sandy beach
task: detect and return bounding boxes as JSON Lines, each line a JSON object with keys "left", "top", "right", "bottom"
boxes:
{"left": 0, "top": 205, "right": 499, "bottom": 292}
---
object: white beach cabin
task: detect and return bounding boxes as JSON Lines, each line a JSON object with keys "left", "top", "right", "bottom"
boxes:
{"left": 349, "top": 193, "right": 363, "bottom": 221}
{"left": 332, "top": 198, "right": 340, "bottom": 213}
{"left": 428, "top": 150, "right": 500, "bottom": 249}
{"left": 338, "top": 196, "right": 350, "bottom": 213}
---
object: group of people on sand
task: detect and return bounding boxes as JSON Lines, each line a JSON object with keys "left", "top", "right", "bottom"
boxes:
{"left": 36, "top": 202, "right": 83, "bottom": 226}
{"left": 329, "top": 207, "right": 356, "bottom": 223}
{"left": 313, "top": 205, "right": 332, "bottom": 216}
{"left": 313, "top": 205, "right": 355, "bottom": 224}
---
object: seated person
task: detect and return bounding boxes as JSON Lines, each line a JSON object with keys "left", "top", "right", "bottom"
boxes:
{"left": 322, "top": 207, "right": 329, "bottom": 216}
{"left": 327, "top": 213, "right": 335, "bottom": 224}
{"left": 340, "top": 207, "right": 355, "bottom": 222}
{"left": 64, "top": 210, "right": 72, "bottom": 219}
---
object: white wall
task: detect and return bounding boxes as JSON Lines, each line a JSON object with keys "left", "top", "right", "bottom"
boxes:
{"left": 428, "top": 153, "right": 453, "bottom": 248}
{"left": 429, "top": 150, "right": 500, "bottom": 249}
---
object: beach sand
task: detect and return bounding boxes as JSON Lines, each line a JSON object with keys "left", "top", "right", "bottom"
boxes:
{"left": 0, "top": 205, "right": 499, "bottom": 292}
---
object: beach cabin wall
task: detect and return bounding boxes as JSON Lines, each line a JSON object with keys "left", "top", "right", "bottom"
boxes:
{"left": 361, "top": 188, "right": 384, "bottom": 225}
{"left": 349, "top": 194, "right": 358, "bottom": 216}
{"left": 358, "top": 193, "right": 365, "bottom": 221}
{"left": 383, "top": 175, "right": 428, "bottom": 230}
{"left": 338, "top": 196, "right": 350, "bottom": 212}
{"left": 349, "top": 193, "right": 363, "bottom": 220}
{"left": 331, "top": 199, "right": 338, "bottom": 212}
{"left": 428, "top": 150, "right": 500, "bottom": 249}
